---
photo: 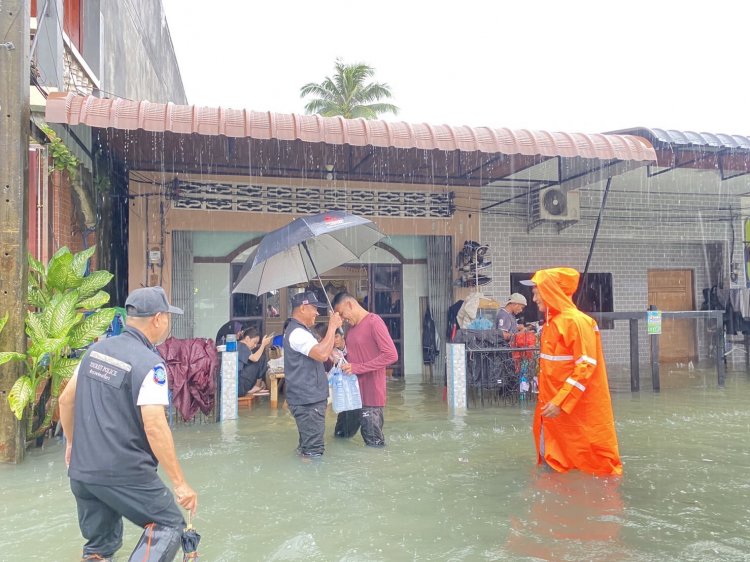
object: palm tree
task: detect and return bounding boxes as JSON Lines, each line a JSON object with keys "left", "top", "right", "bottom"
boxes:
{"left": 300, "top": 59, "right": 399, "bottom": 119}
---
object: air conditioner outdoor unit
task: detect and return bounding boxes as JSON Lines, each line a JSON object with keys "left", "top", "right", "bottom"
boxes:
{"left": 538, "top": 187, "right": 580, "bottom": 221}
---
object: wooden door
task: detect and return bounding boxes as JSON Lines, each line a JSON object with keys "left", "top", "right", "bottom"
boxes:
{"left": 647, "top": 269, "right": 696, "bottom": 362}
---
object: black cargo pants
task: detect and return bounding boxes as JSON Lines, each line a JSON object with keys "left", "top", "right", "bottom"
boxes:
{"left": 70, "top": 476, "right": 184, "bottom": 559}
{"left": 289, "top": 399, "right": 328, "bottom": 456}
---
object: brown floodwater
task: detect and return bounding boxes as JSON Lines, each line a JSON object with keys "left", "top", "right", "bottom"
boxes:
{"left": 2, "top": 366, "right": 749, "bottom": 561}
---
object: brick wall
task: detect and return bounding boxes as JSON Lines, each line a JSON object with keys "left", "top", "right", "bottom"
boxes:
{"left": 480, "top": 165, "right": 745, "bottom": 375}
{"left": 49, "top": 170, "right": 97, "bottom": 263}
{"left": 63, "top": 48, "right": 96, "bottom": 96}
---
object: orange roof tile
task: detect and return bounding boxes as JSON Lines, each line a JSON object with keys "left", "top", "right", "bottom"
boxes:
{"left": 45, "top": 92, "right": 655, "bottom": 162}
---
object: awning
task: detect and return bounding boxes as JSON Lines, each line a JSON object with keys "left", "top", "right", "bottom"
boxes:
{"left": 46, "top": 93, "right": 655, "bottom": 161}
{"left": 612, "top": 127, "right": 750, "bottom": 150}
{"left": 44, "top": 93, "right": 656, "bottom": 187}
{"left": 612, "top": 127, "right": 750, "bottom": 178}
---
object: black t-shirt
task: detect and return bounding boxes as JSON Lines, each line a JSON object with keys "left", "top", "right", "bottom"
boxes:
{"left": 237, "top": 342, "right": 268, "bottom": 395}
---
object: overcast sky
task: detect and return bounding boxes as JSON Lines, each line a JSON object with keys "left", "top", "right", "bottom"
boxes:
{"left": 161, "top": 0, "right": 749, "bottom": 135}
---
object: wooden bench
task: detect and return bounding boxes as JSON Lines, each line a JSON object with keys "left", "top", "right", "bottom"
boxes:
{"left": 237, "top": 373, "right": 284, "bottom": 410}
{"left": 269, "top": 372, "right": 285, "bottom": 408}
{"left": 238, "top": 394, "right": 255, "bottom": 409}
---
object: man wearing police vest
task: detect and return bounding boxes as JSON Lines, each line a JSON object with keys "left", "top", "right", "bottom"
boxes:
{"left": 59, "top": 286, "right": 198, "bottom": 561}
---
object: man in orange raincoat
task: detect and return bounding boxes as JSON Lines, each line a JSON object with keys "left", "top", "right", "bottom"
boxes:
{"left": 522, "top": 267, "right": 622, "bottom": 476}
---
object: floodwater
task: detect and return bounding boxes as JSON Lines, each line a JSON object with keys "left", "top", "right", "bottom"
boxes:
{"left": 2, "top": 368, "right": 750, "bottom": 561}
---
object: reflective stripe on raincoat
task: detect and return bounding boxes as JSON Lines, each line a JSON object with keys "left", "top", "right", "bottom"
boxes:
{"left": 531, "top": 267, "right": 623, "bottom": 476}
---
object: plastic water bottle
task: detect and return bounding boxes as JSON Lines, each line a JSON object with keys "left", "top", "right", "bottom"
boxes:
{"left": 225, "top": 334, "right": 237, "bottom": 352}
{"left": 331, "top": 371, "right": 345, "bottom": 412}
{"left": 519, "top": 375, "right": 529, "bottom": 400}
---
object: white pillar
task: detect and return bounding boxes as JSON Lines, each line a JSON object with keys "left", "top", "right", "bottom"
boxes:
{"left": 446, "top": 343, "right": 467, "bottom": 413}
{"left": 220, "top": 351, "right": 238, "bottom": 421}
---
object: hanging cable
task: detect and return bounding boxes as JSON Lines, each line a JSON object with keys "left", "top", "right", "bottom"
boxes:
{"left": 29, "top": 0, "right": 49, "bottom": 59}
{"left": 578, "top": 176, "right": 613, "bottom": 306}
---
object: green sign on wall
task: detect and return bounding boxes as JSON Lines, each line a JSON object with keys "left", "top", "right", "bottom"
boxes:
{"left": 647, "top": 310, "right": 662, "bottom": 335}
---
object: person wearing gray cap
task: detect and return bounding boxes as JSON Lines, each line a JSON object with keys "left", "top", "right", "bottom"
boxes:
{"left": 284, "top": 291, "right": 343, "bottom": 457}
{"left": 496, "top": 293, "right": 528, "bottom": 342}
{"left": 59, "top": 286, "right": 197, "bottom": 561}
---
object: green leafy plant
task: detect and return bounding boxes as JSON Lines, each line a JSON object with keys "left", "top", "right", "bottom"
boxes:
{"left": 41, "top": 124, "right": 80, "bottom": 180}
{"left": 0, "top": 246, "right": 116, "bottom": 441}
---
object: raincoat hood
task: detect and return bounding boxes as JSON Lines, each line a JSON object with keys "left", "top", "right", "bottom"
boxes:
{"left": 531, "top": 267, "right": 580, "bottom": 315}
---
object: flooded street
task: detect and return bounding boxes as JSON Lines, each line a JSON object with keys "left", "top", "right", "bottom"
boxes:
{"left": 11, "top": 2, "right": 750, "bottom": 562}
{"left": 3, "top": 369, "right": 750, "bottom": 561}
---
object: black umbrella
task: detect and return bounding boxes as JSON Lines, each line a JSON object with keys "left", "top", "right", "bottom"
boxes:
{"left": 182, "top": 513, "right": 201, "bottom": 560}
{"left": 232, "top": 211, "right": 385, "bottom": 308}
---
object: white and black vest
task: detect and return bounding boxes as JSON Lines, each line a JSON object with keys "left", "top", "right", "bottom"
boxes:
{"left": 283, "top": 318, "right": 328, "bottom": 406}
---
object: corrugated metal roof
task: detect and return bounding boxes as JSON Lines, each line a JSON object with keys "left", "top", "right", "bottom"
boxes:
{"left": 611, "top": 127, "right": 750, "bottom": 150}
{"left": 45, "top": 93, "right": 656, "bottom": 162}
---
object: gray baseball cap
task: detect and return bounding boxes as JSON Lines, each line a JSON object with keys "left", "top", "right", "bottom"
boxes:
{"left": 506, "top": 293, "right": 528, "bottom": 306}
{"left": 291, "top": 291, "right": 327, "bottom": 309}
{"left": 125, "top": 286, "right": 183, "bottom": 317}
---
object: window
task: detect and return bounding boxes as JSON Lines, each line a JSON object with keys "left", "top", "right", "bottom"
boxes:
{"left": 510, "top": 272, "right": 614, "bottom": 329}
{"left": 230, "top": 263, "right": 263, "bottom": 324}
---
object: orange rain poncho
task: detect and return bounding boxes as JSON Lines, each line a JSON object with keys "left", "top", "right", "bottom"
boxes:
{"left": 530, "top": 267, "right": 622, "bottom": 476}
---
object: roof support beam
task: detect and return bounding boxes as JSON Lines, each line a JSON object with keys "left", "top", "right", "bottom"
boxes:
{"left": 719, "top": 151, "right": 750, "bottom": 181}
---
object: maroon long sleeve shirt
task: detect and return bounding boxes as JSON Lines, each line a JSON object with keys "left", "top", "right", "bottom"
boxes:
{"left": 345, "top": 313, "right": 398, "bottom": 407}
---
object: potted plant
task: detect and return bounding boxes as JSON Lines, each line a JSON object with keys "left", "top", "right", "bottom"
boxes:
{"left": 0, "top": 246, "right": 116, "bottom": 442}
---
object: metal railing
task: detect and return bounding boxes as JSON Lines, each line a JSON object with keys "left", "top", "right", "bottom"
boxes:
{"left": 455, "top": 329, "right": 539, "bottom": 407}
{"left": 588, "top": 309, "right": 725, "bottom": 390}
{"left": 454, "top": 309, "right": 726, "bottom": 411}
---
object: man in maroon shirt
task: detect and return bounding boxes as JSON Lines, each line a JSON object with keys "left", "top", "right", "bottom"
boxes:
{"left": 332, "top": 292, "right": 398, "bottom": 447}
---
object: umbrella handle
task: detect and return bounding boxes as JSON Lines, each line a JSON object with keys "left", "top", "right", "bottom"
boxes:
{"left": 301, "top": 240, "right": 334, "bottom": 310}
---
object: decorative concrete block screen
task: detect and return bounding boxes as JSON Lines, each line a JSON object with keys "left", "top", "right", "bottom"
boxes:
{"left": 172, "top": 180, "right": 455, "bottom": 218}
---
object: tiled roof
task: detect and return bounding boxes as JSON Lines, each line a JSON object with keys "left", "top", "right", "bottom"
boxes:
{"left": 45, "top": 93, "right": 656, "bottom": 162}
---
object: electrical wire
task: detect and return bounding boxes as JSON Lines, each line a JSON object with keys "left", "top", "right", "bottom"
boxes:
{"left": 29, "top": 0, "right": 49, "bottom": 60}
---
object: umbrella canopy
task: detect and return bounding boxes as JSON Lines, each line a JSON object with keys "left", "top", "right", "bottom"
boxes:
{"left": 232, "top": 211, "right": 385, "bottom": 298}
{"left": 182, "top": 517, "right": 201, "bottom": 560}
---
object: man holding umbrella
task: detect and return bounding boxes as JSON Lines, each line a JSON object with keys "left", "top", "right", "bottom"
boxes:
{"left": 231, "top": 210, "right": 385, "bottom": 456}
{"left": 284, "top": 291, "right": 343, "bottom": 457}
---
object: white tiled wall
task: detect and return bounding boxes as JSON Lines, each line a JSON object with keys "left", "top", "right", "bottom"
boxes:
{"left": 403, "top": 264, "right": 428, "bottom": 377}
{"left": 193, "top": 263, "right": 230, "bottom": 341}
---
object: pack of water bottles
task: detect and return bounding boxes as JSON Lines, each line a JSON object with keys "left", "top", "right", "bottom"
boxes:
{"left": 329, "top": 363, "right": 362, "bottom": 413}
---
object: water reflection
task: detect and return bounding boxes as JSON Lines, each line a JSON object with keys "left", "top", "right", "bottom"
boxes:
{"left": 507, "top": 470, "right": 625, "bottom": 561}
{"left": 2, "top": 369, "right": 750, "bottom": 560}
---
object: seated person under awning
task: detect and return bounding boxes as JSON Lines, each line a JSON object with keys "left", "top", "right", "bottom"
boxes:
{"left": 237, "top": 326, "right": 273, "bottom": 396}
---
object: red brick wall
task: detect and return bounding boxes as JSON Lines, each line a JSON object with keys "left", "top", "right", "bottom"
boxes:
{"left": 49, "top": 170, "right": 97, "bottom": 268}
